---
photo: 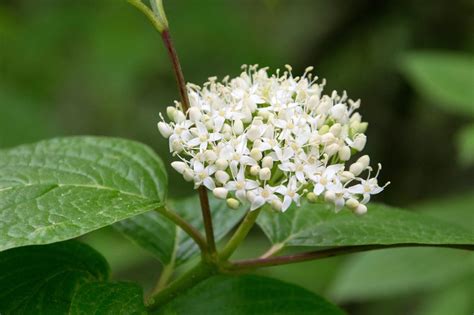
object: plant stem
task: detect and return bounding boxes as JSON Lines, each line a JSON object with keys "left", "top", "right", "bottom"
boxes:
{"left": 146, "top": 261, "right": 217, "bottom": 311}
{"left": 260, "top": 243, "right": 285, "bottom": 259}
{"left": 229, "top": 243, "right": 474, "bottom": 270}
{"left": 161, "top": 29, "right": 190, "bottom": 111}
{"left": 156, "top": 207, "right": 207, "bottom": 252}
{"left": 148, "top": 262, "right": 174, "bottom": 299}
{"left": 198, "top": 186, "right": 217, "bottom": 255}
{"left": 160, "top": 27, "right": 216, "bottom": 255}
{"left": 219, "top": 208, "right": 262, "bottom": 260}
{"left": 127, "top": 0, "right": 166, "bottom": 32}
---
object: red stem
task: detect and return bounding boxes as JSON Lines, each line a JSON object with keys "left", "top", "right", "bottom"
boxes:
{"left": 229, "top": 243, "right": 474, "bottom": 270}
{"left": 160, "top": 28, "right": 216, "bottom": 254}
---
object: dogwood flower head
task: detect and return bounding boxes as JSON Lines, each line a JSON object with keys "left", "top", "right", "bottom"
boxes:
{"left": 158, "top": 65, "right": 389, "bottom": 213}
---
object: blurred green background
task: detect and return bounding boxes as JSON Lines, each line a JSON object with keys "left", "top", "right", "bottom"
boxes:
{"left": 1, "top": 1, "right": 473, "bottom": 314}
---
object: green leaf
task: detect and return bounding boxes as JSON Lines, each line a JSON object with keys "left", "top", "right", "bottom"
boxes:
{"left": 457, "top": 124, "right": 474, "bottom": 166}
{"left": 114, "top": 194, "right": 247, "bottom": 266}
{"left": 256, "top": 202, "right": 474, "bottom": 248}
{"left": 412, "top": 191, "right": 474, "bottom": 231}
{"left": 0, "top": 136, "right": 167, "bottom": 251}
{"left": 415, "top": 277, "right": 474, "bottom": 315}
{"left": 0, "top": 241, "right": 109, "bottom": 314}
{"left": 157, "top": 275, "right": 345, "bottom": 315}
{"left": 70, "top": 282, "right": 146, "bottom": 315}
{"left": 327, "top": 248, "right": 474, "bottom": 302}
{"left": 400, "top": 51, "right": 474, "bottom": 116}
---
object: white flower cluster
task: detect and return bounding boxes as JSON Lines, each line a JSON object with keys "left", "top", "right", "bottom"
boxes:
{"left": 158, "top": 65, "right": 389, "bottom": 214}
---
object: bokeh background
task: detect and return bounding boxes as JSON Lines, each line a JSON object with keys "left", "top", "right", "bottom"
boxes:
{"left": 1, "top": 1, "right": 473, "bottom": 314}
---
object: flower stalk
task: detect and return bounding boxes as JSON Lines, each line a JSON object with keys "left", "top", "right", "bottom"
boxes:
{"left": 219, "top": 208, "right": 262, "bottom": 260}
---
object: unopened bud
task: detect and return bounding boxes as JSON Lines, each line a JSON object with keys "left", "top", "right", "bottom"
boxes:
{"left": 157, "top": 122, "right": 172, "bottom": 138}
{"left": 204, "top": 150, "right": 217, "bottom": 162}
{"left": 166, "top": 106, "right": 176, "bottom": 120}
{"left": 307, "top": 192, "right": 317, "bottom": 203}
{"left": 349, "top": 162, "right": 364, "bottom": 176}
{"left": 226, "top": 198, "right": 240, "bottom": 209}
{"left": 319, "top": 125, "right": 330, "bottom": 135}
{"left": 233, "top": 119, "right": 244, "bottom": 135}
{"left": 174, "top": 110, "right": 185, "bottom": 123}
{"left": 357, "top": 155, "right": 370, "bottom": 169}
{"left": 338, "top": 145, "right": 351, "bottom": 161}
{"left": 183, "top": 169, "right": 194, "bottom": 182}
{"left": 324, "top": 191, "right": 336, "bottom": 202}
{"left": 354, "top": 204, "right": 367, "bottom": 215}
{"left": 329, "top": 123, "right": 342, "bottom": 136}
{"left": 249, "top": 165, "right": 260, "bottom": 176}
{"left": 345, "top": 198, "right": 359, "bottom": 209}
{"left": 171, "top": 161, "right": 187, "bottom": 174}
{"left": 270, "top": 199, "right": 283, "bottom": 211}
{"left": 188, "top": 107, "right": 202, "bottom": 122}
{"left": 213, "top": 187, "right": 228, "bottom": 199}
{"left": 352, "top": 134, "right": 367, "bottom": 151}
{"left": 215, "top": 170, "right": 230, "bottom": 184}
{"left": 250, "top": 148, "right": 263, "bottom": 161}
{"left": 262, "top": 156, "right": 273, "bottom": 169}
{"left": 215, "top": 159, "right": 228, "bottom": 170}
{"left": 340, "top": 171, "right": 355, "bottom": 183}
{"left": 358, "top": 122, "right": 368, "bottom": 133}
{"left": 259, "top": 167, "right": 271, "bottom": 181}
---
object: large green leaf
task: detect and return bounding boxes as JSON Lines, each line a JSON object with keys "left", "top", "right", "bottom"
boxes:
{"left": 400, "top": 51, "right": 474, "bottom": 116}
{"left": 412, "top": 191, "right": 474, "bottom": 231}
{"left": 0, "top": 136, "right": 167, "bottom": 251}
{"left": 327, "top": 247, "right": 474, "bottom": 302}
{"left": 70, "top": 282, "right": 146, "bottom": 315}
{"left": 114, "top": 195, "right": 247, "bottom": 266}
{"left": 457, "top": 124, "right": 474, "bottom": 166}
{"left": 0, "top": 241, "right": 109, "bottom": 314}
{"left": 157, "top": 275, "right": 345, "bottom": 315}
{"left": 256, "top": 202, "right": 474, "bottom": 248}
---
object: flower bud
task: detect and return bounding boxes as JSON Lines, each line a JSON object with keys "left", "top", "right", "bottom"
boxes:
{"left": 250, "top": 165, "right": 260, "bottom": 176}
{"left": 233, "top": 119, "right": 244, "bottom": 135}
{"left": 204, "top": 150, "right": 217, "bottom": 162}
{"left": 354, "top": 203, "right": 367, "bottom": 215}
{"left": 324, "top": 191, "right": 336, "bottom": 202}
{"left": 171, "top": 161, "right": 187, "bottom": 174}
{"left": 319, "top": 125, "right": 330, "bottom": 135}
{"left": 157, "top": 122, "right": 172, "bottom": 138}
{"left": 340, "top": 171, "right": 355, "bottom": 183}
{"left": 325, "top": 143, "right": 340, "bottom": 156}
{"left": 270, "top": 199, "right": 283, "bottom": 211}
{"left": 357, "top": 155, "right": 370, "bottom": 169}
{"left": 174, "top": 110, "right": 185, "bottom": 123}
{"left": 250, "top": 148, "right": 263, "bottom": 161}
{"left": 188, "top": 107, "right": 202, "bottom": 122}
{"left": 349, "top": 162, "right": 364, "bottom": 176}
{"left": 215, "top": 170, "right": 230, "bottom": 184}
{"left": 213, "top": 187, "right": 228, "bottom": 199}
{"left": 352, "top": 134, "right": 367, "bottom": 151}
{"left": 345, "top": 198, "right": 359, "bottom": 209}
{"left": 226, "top": 198, "right": 240, "bottom": 209}
{"left": 329, "top": 123, "right": 342, "bottom": 136}
{"left": 259, "top": 167, "right": 271, "bottom": 181}
{"left": 338, "top": 145, "right": 351, "bottom": 161}
{"left": 262, "top": 156, "right": 273, "bottom": 169}
{"left": 307, "top": 192, "right": 317, "bottom": 203}
{"left": 215, "top": 159, "right": 228, "bottom": 170}
{"left": 183, "top": 169, "right": 194, "bottom": 182}
{"left": 358, "top": 122, "right": 368, "bottom": 133}
{"left": 166, "top": 106, "right": 176, "bottom": 120}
